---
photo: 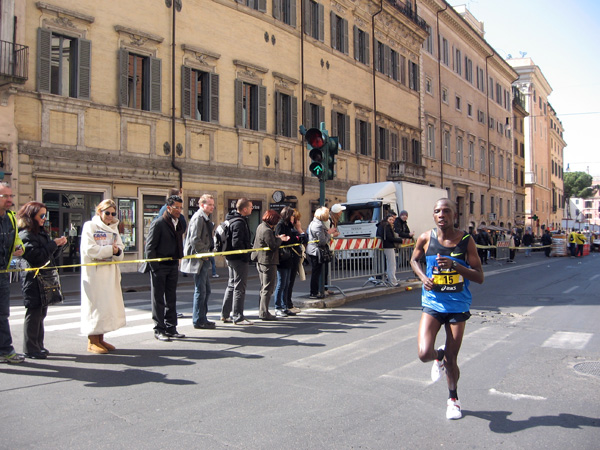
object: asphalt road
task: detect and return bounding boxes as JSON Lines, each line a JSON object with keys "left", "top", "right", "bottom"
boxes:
{"left": 2, "top": 253, "right": 599, "bottom": 449}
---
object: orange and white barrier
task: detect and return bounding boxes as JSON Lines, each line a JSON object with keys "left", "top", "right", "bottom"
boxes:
{"left": 330, "top": 238, "right": 382, "bottom": 250}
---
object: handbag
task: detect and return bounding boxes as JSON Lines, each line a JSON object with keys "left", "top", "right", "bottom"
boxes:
{"left": 36, "top": 267, "right": 64, "bottom": 306}
{"left": 318, "top": 245, "right": 333, "bottom": 264}
{"left": 279, "top": 246, "right": 292, "bottom": 262}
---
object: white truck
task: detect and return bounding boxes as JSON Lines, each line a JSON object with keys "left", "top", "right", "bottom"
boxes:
{"left": 336, "top": 181, "right": 448, "bottom": 241}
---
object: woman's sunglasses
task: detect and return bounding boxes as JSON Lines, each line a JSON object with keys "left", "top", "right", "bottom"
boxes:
{"left": 39, "top": 213, "right": 47, "bottom": 220}
{"left": 103, "top": 211, "right": 117, "bottom": 217}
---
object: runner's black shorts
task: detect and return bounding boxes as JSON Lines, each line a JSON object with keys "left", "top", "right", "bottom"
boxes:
{"left": 423, "top": 307, "right": 471, "bottom": 325}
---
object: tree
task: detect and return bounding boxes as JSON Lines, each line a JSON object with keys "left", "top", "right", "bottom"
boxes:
{"left": 564, "top": 171, "right": 596, "bottom": 200}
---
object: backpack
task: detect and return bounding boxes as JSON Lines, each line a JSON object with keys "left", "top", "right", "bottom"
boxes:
{"left": 214, "top": 217, "right": 243, "bottom": 253}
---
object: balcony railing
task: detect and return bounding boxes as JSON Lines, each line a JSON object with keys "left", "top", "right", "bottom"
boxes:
{"left": 387, "top": 161, "right": 427, "bottom": 183}
{"left": 0, "top": 40, "right": 29, "bottom": 84}
{"left": 385, "top": 0, "right": 428, "bottom": 31}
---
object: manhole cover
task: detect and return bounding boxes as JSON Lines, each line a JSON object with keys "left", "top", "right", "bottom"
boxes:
{"left": 574, "top": 362, "right": 600, "bottom": 377}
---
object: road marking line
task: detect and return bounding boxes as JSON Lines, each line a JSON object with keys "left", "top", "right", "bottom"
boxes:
{"left": 541, "top": 331, "right": 593, "bottom": 350}
{"left": 590, "top": 274, "right": 599, "bottom": 281}
{"left": 489, "top": 388, "right": 546, "bottom": 401}
{"left": 562, "top": 286, "right": 579, "bottom": 294}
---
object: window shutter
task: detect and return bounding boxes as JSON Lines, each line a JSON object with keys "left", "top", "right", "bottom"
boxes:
{"left": 303, "top": 101, "right": 311, "bottom": 128}
{"left": 385, "top": 129, "right": 390, "bottom": 159}
{"left": 392, "top": 51, "right": 399, "bottom": 81}
{"left": 291, "top": 96, "right": 298, "bottom": 138}
{"left": 318, "top": 105, "right": 324, "bottom": 125}
{"left": 317, "top": 3, "right": 324, "bottom": 42}
{"left": 258, "top": 0, "right": 267, "bottom": 13}
{"left": 209, "top": 72, "right": 219, "bottom": 123}
{"left": 150, "top": 57, "right": 162, "bottom": 112}
{"left": 353, "top": 26, "right": 359, "bottom": 60}
{"left": 384, "top": 45, "right": 391, "bottom": 77}
{"left": 275, "top": 91, "right": 282, "bottom": 135}
{"left": 77, "top": 38, "right": 91, "bottom": 100}
{"left": 273, "top": 0, "right": 281, "bottom": 21}
{"left": 303, "top": 0, "right": 311, "bottom": 36}
{"left": 181, "top": 66, "right": 192, "bottom": 118}
{"left": 355, "top": 118, "right": 360, "bottom": 154}
{"left": 330, "top": 110, "right": 337, "bottom": 135}
{"left": 366, "top": 122, "right": 372, "bottom": 155}
{"left": 342, "top": 19, "right": 348, "bottom": 54}
{"left": 364, "top": 31, "right": 370, "bottom": 66}
{"left": 37, "top": 28, "right": 52, "bottom": 93}
{"left": 258, "top": 85, "right": 267, "bottom": 132}
{"left": 118, "top": 49, "right": 129, "bottom": 107}
{"left": 290, "top": 0, "right": 297, "bottom": 27}
{"left": 344, "top": 114, "right": 350, "bottom": 151}
{"left": 234, "top": 80, "right": 243, "bottom": 128}
{"left": 330, "top": 11, "right": 337, "bottom": 48}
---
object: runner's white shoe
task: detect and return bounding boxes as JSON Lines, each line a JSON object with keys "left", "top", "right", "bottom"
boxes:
{"left": 431, "top": 345, "right": 445, "bottom": 382}
{"left": 446, "top": 398, "right": 462, "bottom": 420}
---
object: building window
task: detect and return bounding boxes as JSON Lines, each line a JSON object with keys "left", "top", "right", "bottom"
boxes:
{"left": 465, "top": 56, "right": 472, "bottom": 83}
{"left": 399, "top": 55, "right": 406, "bottom": 85}
{"left": 391, "top": 132, "right": 400, "bottom": 161}
{"left": 442, "top": 87, "right": 448, "bottom": 104}
{"left": 469, "top": 193, "right": 474, "bottom": 214}
{"left": 355, "top": 118, "right": 371, "bottom": 156}
{"left": 424, "top": 24, "right": 434, "bottom": 54}
{"left": 118, "top": 50, "right": 162, "bottom": 112}
{"left": 491, "top": 196, "right": 495, "bottom": 214}
{"left": 481, "top": 194, "right": 485, "bottom": 215}
{"left": 425, "top": 77, "right": 433, "bottom": 95}
{"left": 305, "top": 101, "right": 324, "bottom": 129}
{"left": 454, "top": 48, "right": 462, "bottom": 75}
{"left": 480, "top": 146, "right": 486, "bottom": 173}
{"left": 441, "top": 37, "right": 449, "bottom": 65}
{"left": 37, "top": 29, "right": 91, "bottom": 99}
{"left": 331, "top": 110, "right": 350, "bottom": 151}
{"left": 275, "top": 91, "right": 298, "bottom": 138}
{"left": 468, "top": 141, "right": 475, "bottom": 170}
{"left": 456, "top": 136, "right": 463, "bottom": 167}
{"left": 427, "top": 124, "right": 435, "bottom": 158}
{"left": 467, "top": 103, "right": 473, "bottom": 118}
{"left": 412, "top": 138, "right": 422, "bottom": 165}
{"left": 273, "top": 0, "right": 297, "bottom": 27}
{"left": 409, "top": 61, "right": 419, "bottom": 91}
{"left": 376, "top": 41, "right": 387, "bottom": 74}
{"left": 476, "top": 66, "right": 484, "bottom": 92}
{"left": 477, "top": 110, "right": 485, "bottom": 124}
{"left": 181, "top": 67, "right": 219, "bottom": 122}
{"left": 235, "top": 80, "right": 267, "bottom": 131}
{"left": 331, "top": 12, "right": 348, "bottom": 53}
{"left": 443, "top": 130, "right": 451, "bottom": 163}
{"left": 490, "top": 150, "right": 496, "bottom": 176}
{"left": 496, "top": 82, "right": 502, "bottom": 105}
{"left": 245, "top": 0, "right": 266, "bottom": 11}
{"left": 455, "top": 95, "right": 461, "bottom": 111}
{"left": 353, "top": 26, "right": 369, "bottom": 65}
{"left": 304, "top": 0, "right": 324, "bottom": 41}
{"left": 390, "top": 49, "right": 399, "bottom": 81}
{"left": 506, "top": 157, "right": 512, "bottom": 181}
{"left": 498, "top": 155, "right": 504, "bottom": 179}
{"left": 377, "top": 126, "right": 389, "bottom": 160}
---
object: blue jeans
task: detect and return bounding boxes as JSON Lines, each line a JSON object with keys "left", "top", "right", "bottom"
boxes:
{"left": 209, "top": 257, "right": 217, "bottom": 276}
{"left": 525, "top": 245, "right": 532, "bottom": 257}
{"left": 192, "top": 259, "right": 212, "bottom": 326}
{"left": 0, "top": 274, "right": 15, "bottom": 356}
{"left": 274, "top": 266, "right": 292, "bottom": 310}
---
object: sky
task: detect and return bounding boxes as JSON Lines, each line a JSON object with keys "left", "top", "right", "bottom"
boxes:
{"left": 447, "top": 0, "right": 600, "bottom": 178}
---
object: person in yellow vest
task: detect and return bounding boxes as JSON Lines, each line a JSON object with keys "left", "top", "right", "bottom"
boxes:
{"left": 574, "top": 230, "right": 587, "bottom": 257}
{"left": 568, "top": 229, "right": 577, "bottom": 257}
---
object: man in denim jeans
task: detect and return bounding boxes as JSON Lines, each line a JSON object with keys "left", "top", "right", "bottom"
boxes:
{"left": 0, "top": 183, "right": 25, "bottom": 363}
{"left": 181, "top": 194, "right": 216, "bottom": 329}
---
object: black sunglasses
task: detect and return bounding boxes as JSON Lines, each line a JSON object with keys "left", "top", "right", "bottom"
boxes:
{"left": 103, "top": 211, "right": 117, "bottom": 217}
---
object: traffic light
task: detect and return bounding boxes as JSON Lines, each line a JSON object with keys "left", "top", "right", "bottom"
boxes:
{"left": 325, "top": 136, "right": 339, "bottom": 180}
{"left": 306, "top": 128, "right": 327, "bottom": 180}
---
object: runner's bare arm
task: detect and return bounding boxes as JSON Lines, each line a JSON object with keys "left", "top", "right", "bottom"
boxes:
{"left": 411, "top": 231, "right": 434, "bottom": 290}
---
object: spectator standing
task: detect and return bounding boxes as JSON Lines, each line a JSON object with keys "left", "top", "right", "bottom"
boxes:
{"left": 0, "top": 182, "right": 25, "bottom": 364}
{"left": 157, "top": 188, "right": 187, "bottom": 232}
{"left": 143, "top": 195, "right": 186, "bottom": 341}
{"left": 477, "top": 223, "right": 491, "bottom": 264}
{"left": 17, "top": 202, "right": 67, "bottom": 358}
{"left": 508, "top": 229, "right": 520, "bottom": 263}
{"left": 181, "top": 194, "right": 216, "bottom": 329}
{"left": 376, "top": 213, "right": 403, "bottom": 286}
{"left": 221, "top": 198, "right": 254, "bottom": 325}
{"left": 522, "top": 228, "right": 534, "bottom": 257}
{"left": 306, "top": 207, "right": 331, "bottom": 299}
{"left": 575, "top": 230, "right": 587, "bottom": 257}
{"left": 568, "top": 229, "right": 577, "bottom": 257}
{"left": 285, "top": 209, "right": 306, "bottom": 313}
{"left": 541, "top": 230, "right": 552, "bottom": 257}
{"left": 274, "top": 207, "right": 302, "bottom": 317}
{"left": 80, "top": 199, "right": 126, "bottom": 353}
{"left": 252, "top": 210, "right": 289, "bottom": 321}
{"left": 394, "top": 210, "right": 415, "bottom": 240}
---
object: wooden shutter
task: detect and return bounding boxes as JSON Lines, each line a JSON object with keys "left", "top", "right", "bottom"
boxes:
{"left": 37, "top": 28, "right": 52, "bottom": 93}
{"left": 330, "top": 11, "right": 337, "bottom": 49}
{"left": 273, "top": 0, "right": 281, "bottom": 21}
{"left": 234, "top": 79, "right": 243, "bottom": 128}
{"left": 344, "top": 114, "right": 350, "bottom": 151}
{"left": 355, "top": 118, "right": 360, "bottom": 154}
{"left": 291, "top": 96, "right": 298, "bottom": 138}
{"left": 77, "top": 38, "right": 91, "bottom": 99}
{"left": 258, "top": 0, "right": 267, "bottom": 13}
{"left": 366, "top": 122, "right": 372, "bottom": 155}
{"left": 275, "top": 91, "right": 282, "bottom": 135}
{"left": 209, "top": 73, "right": 219, "bottom": 123}
{"left": 342, "top": 19, "right": 348, "bottom": 54}
{"left": 290, "top": 0, "right": 297, "bottom": 27}
{"left": 318, "top": 105, "right": 324, "bottom": 126}
{"left": 303, "top": 0, "right": 311, "bottom": 36}
{"left": 181, "top": 66, "right": 192, "bottom": 118}
{"left": 364, "top": 31, "right": 370, "bottom": 66}
{"left": 150, "top": 57, "right": 162, "bottom": 112}
{"left": 330, "top": 110, "right": 337, "bottom": 135}
{"left": 317, "top": 3, "right": 324, "bottom": 42}
{"left": 118, "top": 49, "right": 129, "bottom": 107}
{"left": 353, "top": 26, "right": 358, "bottom": 61}
{"left": 258, "top": 85, "right": 267, "bottom": 132}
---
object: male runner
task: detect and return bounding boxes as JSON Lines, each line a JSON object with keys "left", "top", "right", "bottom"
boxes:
{"left": 410, "top": 198, "right": 484, "bottom": 419}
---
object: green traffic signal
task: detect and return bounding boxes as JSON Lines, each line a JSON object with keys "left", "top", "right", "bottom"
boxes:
{"left": 306, "top": 128, "right": 327, "bottom": 180}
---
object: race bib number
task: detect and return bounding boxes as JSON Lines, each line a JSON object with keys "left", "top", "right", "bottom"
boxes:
{"left": 432, "top": 269, "right": 464, "bottom": 292}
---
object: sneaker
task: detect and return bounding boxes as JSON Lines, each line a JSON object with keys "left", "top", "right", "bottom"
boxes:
{"left": 431, "top": 345, "right": 445, "bottom": 382}
{"left": 212, "top": 274, "right": 220, "bottom": 278}
{"left": 234, "top": 319, "right": 254, "bottom": 326}
{"left": 0, "top": 352, "right": 25, "bottom": 364}
{"left": 284, "top": 309, "right": 297, "bottom": 316}
{"left": 221, "top": 317, "right": 233, "bottom": 323}
{"left": 275, "top": 310, "right": 288, "bottom": 317}
{"left": 446, "top": 398, "right": 462, "bottom": 420}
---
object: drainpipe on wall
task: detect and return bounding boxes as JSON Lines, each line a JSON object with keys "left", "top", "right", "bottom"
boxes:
{"left": 436, "top": 2, "right": 448, "bottom": 189}
{"left": 485, "top": 53, "right": 493, "bottom": 193}
{"left": 300, "top": 1, "right": 306, "bottom": 195}
{"left": 170, "top": 2, "right": 183, "bottom": 189}
{"left": 372, "top": 0, "right": 383, "bottom": 183}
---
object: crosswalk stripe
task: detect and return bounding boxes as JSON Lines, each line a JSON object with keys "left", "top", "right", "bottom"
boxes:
{"left": 542, "top": 331, "right": 593, "bottom": 350}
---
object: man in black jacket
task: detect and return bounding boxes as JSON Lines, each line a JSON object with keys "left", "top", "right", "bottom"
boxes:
{"left": 220, "top": 198, "right": 254, "bottom": 325}
{"left": 145, "top": 195, "right": 186, "bottom": 341}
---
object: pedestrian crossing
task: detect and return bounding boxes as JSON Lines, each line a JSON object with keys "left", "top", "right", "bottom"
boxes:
{"left": 8, "top": 298, "right": 596, "bottom": 378}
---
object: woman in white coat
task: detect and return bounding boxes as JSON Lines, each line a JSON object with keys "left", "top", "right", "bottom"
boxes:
{"left": 80, "top": 199, "right": 126, "bottom": 354}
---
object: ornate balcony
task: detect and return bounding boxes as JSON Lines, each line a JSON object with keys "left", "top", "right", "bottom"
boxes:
{"left": 0, "top": 40, "right": 29, "bottom": 85}
{"left": 385, "top": 0, "right": 428, "bottom": 31}
{"left": 387, "top": 161, "right": 427, "bottom": 184}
